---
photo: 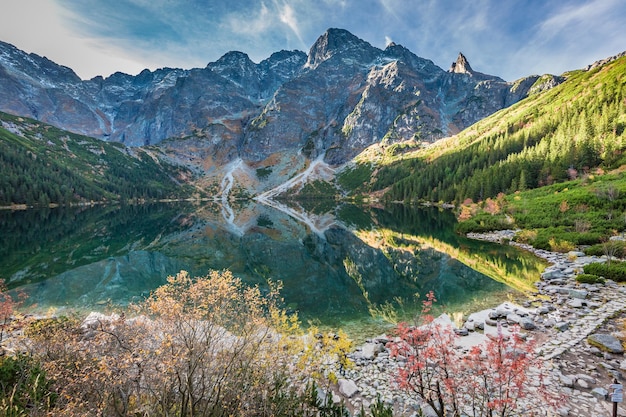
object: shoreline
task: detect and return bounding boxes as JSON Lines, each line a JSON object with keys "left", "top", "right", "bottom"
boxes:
{"left": 5, "top": 230, "right": 625, "bottom": 415}
{"left": 0, "top": 197, "right": 210, "bottom": 211}
{"left": 336, "top": 230, "right": 626, "bottom": 416}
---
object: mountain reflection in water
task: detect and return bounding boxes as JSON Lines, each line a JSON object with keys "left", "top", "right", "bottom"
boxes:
{"left": 0, "top": 202, "right": 545, "bottom": 334}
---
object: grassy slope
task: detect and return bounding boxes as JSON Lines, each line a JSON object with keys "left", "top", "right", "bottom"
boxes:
{"left": 0, "top": 112, "right": 200, "bottom": 206}
{"left": 368, "top": 56, "right": 626, "bottom": 204}
{"left": 332, "top": 56, "right": 626, "bottom": 249}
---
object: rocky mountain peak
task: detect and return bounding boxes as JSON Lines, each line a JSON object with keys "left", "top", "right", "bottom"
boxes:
{"left": 206, "top": 50, "right": 259, "bottom": 90}
{"left": 0, "top": 40, "right": 81, "bottom": 84}
{"left": 305, "top": 28, "right": 379, "bottom": 69}
{"left": 260, "top": 50, "right": 307, "bottom": 72}
{"left": 211, "top": 51, "right": 254, "bottom": 68}
{"left": 259, "top": 50, "right": 306, "bottom": 81}
{"left": 0, "top": 29, "right": 567, "bottom": 185}
{"left": 207, "top": 51, "right": 256, "bottom": 77}
{"left": 382, "top": 42, "right": 441, "bottom": 76}
{"left": 449, "top": 52, "right": 473, "bottom": 74}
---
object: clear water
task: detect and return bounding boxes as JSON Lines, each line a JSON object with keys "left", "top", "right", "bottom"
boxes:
{"left": 0, "top": 202, "right": 546, "bottom": 337}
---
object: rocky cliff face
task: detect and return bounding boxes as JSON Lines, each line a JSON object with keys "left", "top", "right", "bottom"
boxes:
{"left": 0, "top": 40, "right": 306, "bottom": 148}
{"left": 449, "top": 52, "right": 473, "bottom": 74}
{"left": 0, "top": 29, "right": 561, "bottom": 195}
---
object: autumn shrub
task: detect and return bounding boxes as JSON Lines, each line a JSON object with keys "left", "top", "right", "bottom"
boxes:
{"left": 389, "top": 291, "right": 558, "bottom": 417}
{"left": 23, "top": 270, "right": 354, "bottom": 416}
{"left": 0, "top": 280, "right": 25, "bottom": 343}
{"left": 513, "top": 229, "right": 537, "bottom": 244}
{"left": 548, "top": 237, "right": 576, "bottom": 253}
{"left": 25, "top": 313, "right": 148, "bottom": 415}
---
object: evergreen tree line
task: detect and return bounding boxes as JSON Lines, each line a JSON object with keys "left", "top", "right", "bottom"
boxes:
{"left": 0, "top": 118, "right": 197, "bottom": 206}
{"left": 377, "top": 58, "right": 626, "bottom": 204}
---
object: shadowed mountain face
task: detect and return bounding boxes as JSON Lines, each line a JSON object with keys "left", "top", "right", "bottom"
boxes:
{"left": 0, "top": 29, "right": 552, "bottom": 172}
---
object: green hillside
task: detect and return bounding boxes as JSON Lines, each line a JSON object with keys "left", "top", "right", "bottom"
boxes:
{"left": 0, "top": 112, "right": 200, "bottom": 207}
{"left": 372, "top": 56, "right": 626, "bottom": 204}
{"left": 455, "top": 171, "right": 626, "bottom": 249}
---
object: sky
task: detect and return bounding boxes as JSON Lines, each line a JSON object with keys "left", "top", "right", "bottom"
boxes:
{"left": 1, "top": 0, "right": 625, "bottom": 82}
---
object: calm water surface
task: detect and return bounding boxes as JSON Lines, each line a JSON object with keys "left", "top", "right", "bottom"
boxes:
{"left": 0, "top": 202, "right": 546, "bottom": 336}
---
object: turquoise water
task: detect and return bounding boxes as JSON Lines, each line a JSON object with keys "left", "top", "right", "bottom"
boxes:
{"left": 0, "top": 202, "right": 545, "bottom": 335}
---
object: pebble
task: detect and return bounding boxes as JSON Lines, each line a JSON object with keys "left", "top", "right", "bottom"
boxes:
{"left": 328, "top": 230, "right": 626, "bottom": 416}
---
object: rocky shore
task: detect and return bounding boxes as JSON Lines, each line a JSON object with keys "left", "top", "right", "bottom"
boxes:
{"left": 332, "top": 230, "right": 626, "bottom": 416}
{"left": 7, "top": 230, "right": 626, "bottom": 416}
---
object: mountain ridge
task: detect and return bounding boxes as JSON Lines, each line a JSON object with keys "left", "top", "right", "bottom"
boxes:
{"left": 0, "top": 28, "right": 569, "bottom": 198}
{"left": 0, "top": 34, "right": 624, "bottom": 208}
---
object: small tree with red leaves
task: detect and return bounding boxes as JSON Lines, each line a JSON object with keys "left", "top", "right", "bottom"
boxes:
{"left": 458, "top": 325, "right": 557, "bottom": 417}
{"left": 389, "top": 291, "right": 463, "bottom": 416}
{"left": 390, "top": 292, "right": 557, "bottom": 417}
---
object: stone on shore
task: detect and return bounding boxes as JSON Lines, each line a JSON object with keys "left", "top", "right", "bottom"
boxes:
{"left": 519, "top": 317, "right": 537, "bottom": 330}
{"left": 587, "top": 334, "right": 625, "bottom": 354}
{"left": 338, "top": 379, "right": 359, "bottom": 398}
{"left": 591, "top": 387, "right": 608, "bottom": 400}
{"left": 555, "top": 321, "right": 570, "bottom": 332}
{"left": 359, "top": 342, "right": 385, "bottom": 360}
{"left": 569, "top": 289, "right": 588, "bottom": 299}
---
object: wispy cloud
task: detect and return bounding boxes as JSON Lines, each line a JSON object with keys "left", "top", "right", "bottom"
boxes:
{"left": 322, "top": 0, "right": 348, "bottom": 7}
{"left": 536, "top": 0, "right": 617, "bottom": 39}
{"left": 379, "top": 0, "right": 401, "bottom": 20}
{"left": 224, "top": 2, "right": 273, "bottom": 36}
{"left": 510, "top": 0, "right": 626, "bottom": 78}
{"left": 277, "top": 2, "right": 305, "bottom": 45}
{"left": 1, "top": 0, "right": 624, "bottom": 81}
{"left": 58, "top": 0, "right": 183, "bottom": 44}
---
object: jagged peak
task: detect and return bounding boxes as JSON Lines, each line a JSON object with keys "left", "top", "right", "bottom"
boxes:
{"left": 305, "top": 28, "right": 378, "bottom": 69}
{"left": 449, "top": 52, "right": 473, "bottom": 74}
{"left": 0, "top": 40, "right": 81, "bottom": 82}
{"left": 260, "top": 49, "right": 307, "bottom": 68}
{"left": 206, "top": 51, "right": 259, "bottom": 86}
{"left": 210, "top": 51, "right": 255, "bottom": 68}
{"left": 384, "top": 42, "right": 407, "bottom": 53}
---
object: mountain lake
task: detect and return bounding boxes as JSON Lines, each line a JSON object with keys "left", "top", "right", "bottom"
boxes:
{"left": 0, "top": 201, "right": 546, "bottom": 337}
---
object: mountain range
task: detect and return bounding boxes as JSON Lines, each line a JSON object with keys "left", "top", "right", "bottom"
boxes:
{"left": 0, "top": 28, "right": 563, "bottom": 199}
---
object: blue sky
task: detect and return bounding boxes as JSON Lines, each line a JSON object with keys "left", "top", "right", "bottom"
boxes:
{"left": 1, "top": 0, "right": 625, "bottom": 81}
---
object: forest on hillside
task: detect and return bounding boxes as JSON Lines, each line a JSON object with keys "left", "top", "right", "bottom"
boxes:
{"left": 0, "top": 113, "right": 198, "bottom": 207}
{"left": 375, "top": 58, "right": 626, "bottom": 205}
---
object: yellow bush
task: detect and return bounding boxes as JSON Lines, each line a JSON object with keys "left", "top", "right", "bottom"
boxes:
{"left": 24, "top": 270, "right": 351, "bottom": 416}
{"left": 549, "top": 237, "right": 576, "bottom": 253}
{"left": 515, "top": 229, "right": 537, "bottom": 244}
